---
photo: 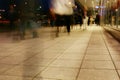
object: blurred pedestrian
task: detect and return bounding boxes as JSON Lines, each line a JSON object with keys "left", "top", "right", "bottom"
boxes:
{"left": 95, "top": 13, "right": 100, "bottom": 26}
{"left": 50, "top": 0, "right": 75, "bottom": 36}
{"left": 88, "top": 16, "right": 90, "bottom": 26}
{"left": 7, "top": 4, "right": 19, "bottom": 35}
{"left": 49, "top": 8, "right": 56, "bottom": 27}
{"left": 19, "top": 12, "right": 28, "bottom": 40}
{"left": 83, "top": 15, "right": 88, "bottom": 30}
{"left": 77, "top": 13, "right": 83, "bottom": 29}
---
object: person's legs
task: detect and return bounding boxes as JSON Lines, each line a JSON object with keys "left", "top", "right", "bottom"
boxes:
{"left": 55, "top": 14, "right": 61, "bottom": 37}
{"left": 66, "top": 23, "right": 70, "bottom": 33}
{"left": 8, "top": 21, "right": 14, "bottom": 36}
{"left": 65, "top": 15, "right": 72, "bottom": 34}
{"left": 19, "top": 21, "right": 26, "bottom": 39}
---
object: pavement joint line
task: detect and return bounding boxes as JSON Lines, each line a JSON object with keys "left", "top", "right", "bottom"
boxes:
{"left": 32, "top": 35, "right": 84, "bottom": 80}
{"left": 0, "top": 64, "right": 20, "bottom": 75}
{"left": 1, "top": 26, "right": 119, "bottom": 80}
{"left": 0, "top": 35, "right": 70, "bottom": 76}
{"left": 75, "top": 27, "right": 93, "bottom": 80}
{"left": 17, "top": 39, "right": 66, "bottom": 64}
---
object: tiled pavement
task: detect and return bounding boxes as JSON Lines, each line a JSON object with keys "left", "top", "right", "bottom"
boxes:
{"left": 0, "top": 25, "right": 120, "bottom": 80}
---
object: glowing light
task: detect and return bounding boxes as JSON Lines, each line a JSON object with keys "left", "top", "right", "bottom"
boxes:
{"left": 69, "top": 2, "right": 72, "bottom": 5}
{"left": 116, "top": 9, "right": 118, "bottom": 11}
{"left": 95, "top": 6, "right": 99, "bottom": 8}
{"left": 0, "top": 9, "right": 5, "bottom": 12}
{"left": 25, "top": 2, "right": 27, "bottom": 5}
{"left": 0, "top": 16, "right": 2, "bottom": 19}
{"left": 92, "top": 1, "right": 94, "bottom": 4}
{"left": 39, "top": 6, "right": 42, "bottom": 8}
{"left": 14, "top": 4, "right": 16, "bottom": 7}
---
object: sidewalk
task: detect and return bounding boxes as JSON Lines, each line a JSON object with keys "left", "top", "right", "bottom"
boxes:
{"left": 0, "top": 25, "right": 120, "bottom": 80}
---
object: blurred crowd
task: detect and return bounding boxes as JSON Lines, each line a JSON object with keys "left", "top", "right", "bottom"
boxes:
{"left": 4, "top": 0, "right": 101, "bottom": 40}
{"left": 48, "top": 0, "right": 100, "bottom": 36}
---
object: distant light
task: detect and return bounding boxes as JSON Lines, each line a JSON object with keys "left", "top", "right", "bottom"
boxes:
{"left": 39, "top": 6, "right": 42, "bottom": 8}
{"left": 25, "top": 2, "right": 27, "bottom": 5}
{"left": 75, "top": 5, "right": 77, "bottom": 8}
{"left": 116, "top": 9, "right": 118, "bottom": 11}
{"left": 96, "top": 0, "right": 99, "bottom": 2}
{"left": 0, "top": 16, "right": 2, "bottom": 19}
{"left": 95, "top": 6, "right": 99, "bottom": 8}
{"left": 2, "top": 10, "right": 5, "bottom": 12}
{"left": 14, "top": 4, "right": 16, "bottom": 7}
{"left": 95, "top": 6, "right": 105, "bottom": 9}
{"left": 92, "top": 1, "right": 94, "bottom": 4}
{"left": 100, "top": 6, "right": 106, "bottom": 8}
{"left": 68, "top": 2, "right": 72, "bottom": 5}
{"left": 0, "top": 9, "right": 5, "bottom": 12}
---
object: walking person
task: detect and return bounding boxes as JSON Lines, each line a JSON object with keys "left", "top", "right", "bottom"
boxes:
{"left": 95, "top": 13, "right": 100, "bottom": 26}
{"left": 7, "top": 4, "right": 19, "bottom": 36}
{"left": 50, "top": 0, "right": 75, "bottom": 36}
{"left": 83, "top": 15, "right": 88, "bottom": 30}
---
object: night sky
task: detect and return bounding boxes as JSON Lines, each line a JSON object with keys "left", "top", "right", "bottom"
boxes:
{"left": 0, "top": 0, "right": 10, "bottom": 10}
{"left": 0, "top": 0, "right": 51, "bottom": 11}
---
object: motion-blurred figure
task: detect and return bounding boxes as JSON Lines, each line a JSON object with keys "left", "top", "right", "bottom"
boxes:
{"left": 83, "top": 16, "right": 88, "bottom": 30}
{"left": 88, "top": 16, "right": 94, "bottom": 26}
{"left": 7, "top": 4, "right": 19, "bottom": 35}
{"left": 77, "top": 12, "right": 83, "bottom": 29}
{"left": 50, "top": 0, "right": 75, "bottom": 36}
{"left": 95, "top": 13, "right": 100, "bottom": 26}
{"left": 18, "top": 0, "right": 38, "bottom": 40}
